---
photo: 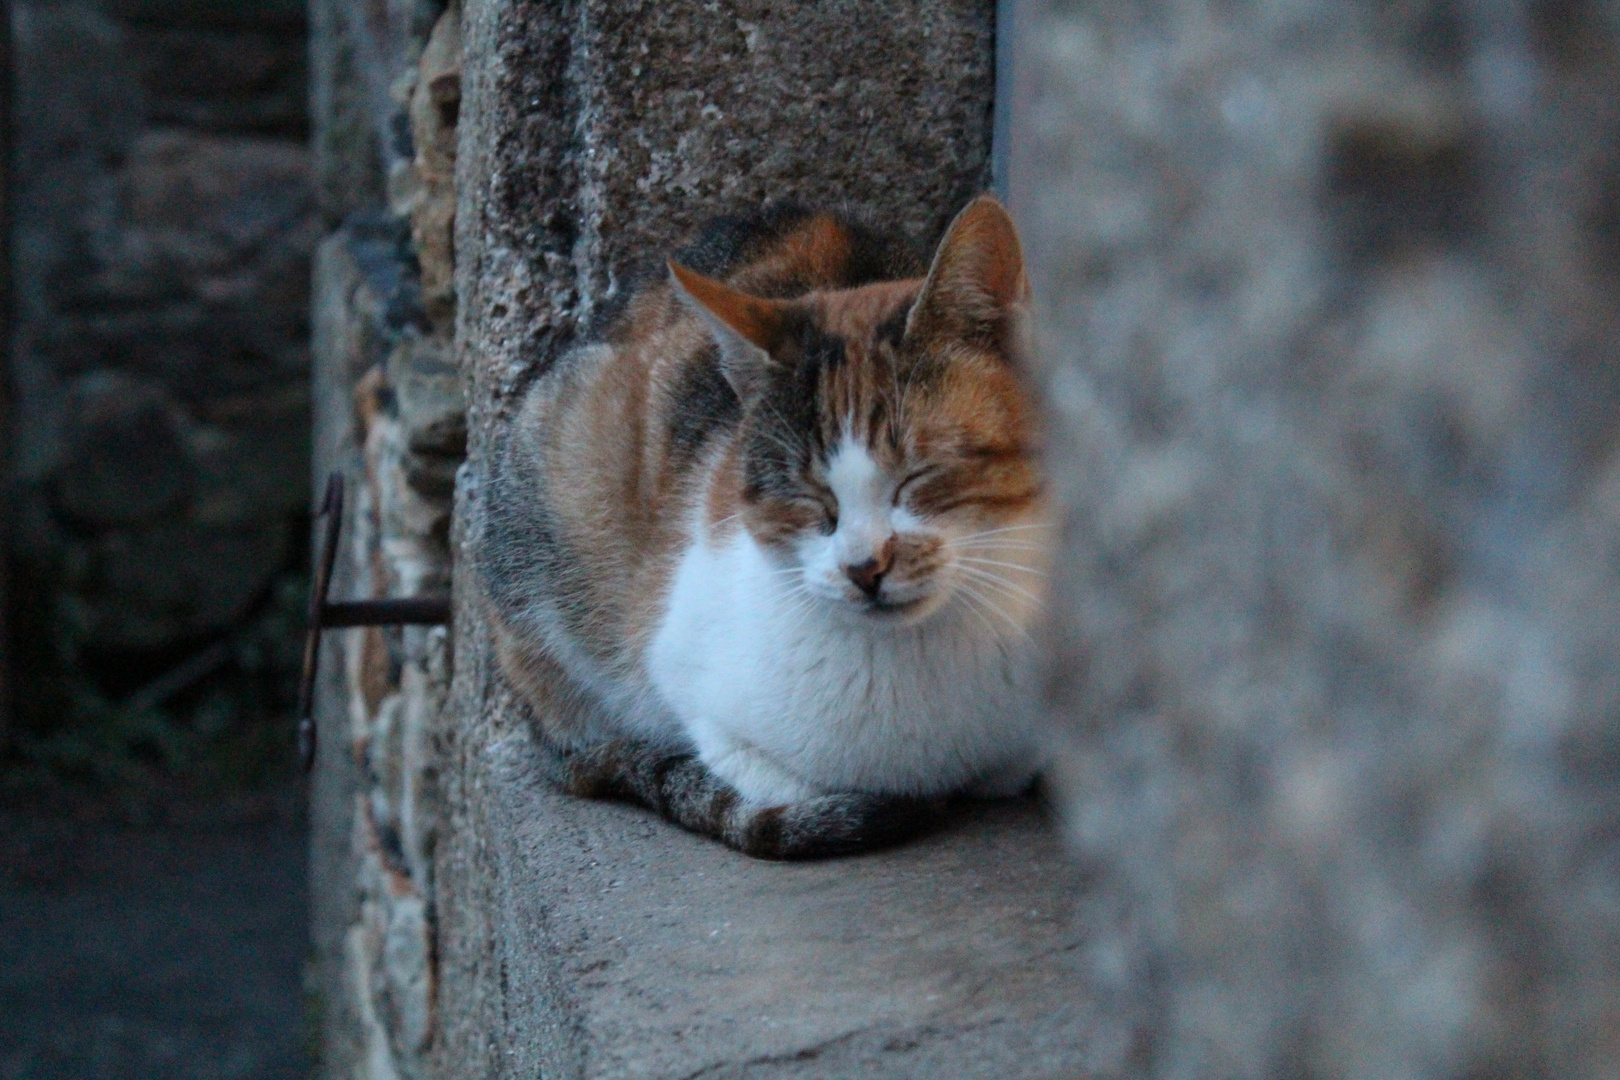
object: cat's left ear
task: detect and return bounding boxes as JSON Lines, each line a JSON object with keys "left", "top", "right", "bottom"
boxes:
{"left": 669, "top": 260, "right": 786, "bottom": 400}
{"left": 905, "top": 195, "right": 1030, "bottom": 353}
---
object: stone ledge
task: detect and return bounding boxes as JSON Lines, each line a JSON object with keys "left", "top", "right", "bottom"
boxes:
{"left": 473, "top": 727, "right": 1100, "bottom": 1080}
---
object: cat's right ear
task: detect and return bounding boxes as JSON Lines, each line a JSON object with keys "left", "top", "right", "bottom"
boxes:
{"left": 904, "top": 195, "right": 1029, "bottom": 351}
{"left": 668, "top": 261, "right": 785, "bottom": 400}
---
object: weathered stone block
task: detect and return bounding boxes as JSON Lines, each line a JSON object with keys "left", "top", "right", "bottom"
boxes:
{"left": 395, "top": 627, "right": 448, "bottom": 888}
{"left": 388, "top": 335, "right": 464, "bottom": 461}
{"left": 453, "top": 728, "right": 1099, "bottom": 1080}
{"left": 456, "top": 0, "right": 995, "bottom": 391}
{"left": 310, "top": 0, "right": 386, "bottom": 224}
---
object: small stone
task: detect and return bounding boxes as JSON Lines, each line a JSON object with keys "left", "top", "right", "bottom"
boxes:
{"left": 407, "top": 3, "right": 460, "bottom": 327}
{"left": 343, "top": 922, "right": 404, "bottom": 1080}
{"left": 381, "top": 890, "right": 433, "bottom": 1059}
{"left": 388, "top": 336, "right": 465, "bottom": 459}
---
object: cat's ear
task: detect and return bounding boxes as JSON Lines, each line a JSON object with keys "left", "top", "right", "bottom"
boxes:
{"left": 905, "top": 195, "right": 1029, "bottom": 350}
{"left": 668, "top": 260, "right": 785, "bottom": 399}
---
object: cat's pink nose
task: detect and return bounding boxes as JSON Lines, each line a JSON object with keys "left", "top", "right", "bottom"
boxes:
{"left": 845, "top": 549, "right": 893, "bottom": 598}
{"left": 845, "top": 560, "right": 885, "bottom": 597}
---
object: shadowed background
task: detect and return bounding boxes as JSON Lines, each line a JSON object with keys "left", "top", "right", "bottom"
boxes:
{"left": 2, "top": 0, "right": 318, "bottom": 1076}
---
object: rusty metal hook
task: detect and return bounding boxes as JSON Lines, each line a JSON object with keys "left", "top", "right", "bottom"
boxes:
{"left": 297, "top": 471, "right": 451, "bottom": 772}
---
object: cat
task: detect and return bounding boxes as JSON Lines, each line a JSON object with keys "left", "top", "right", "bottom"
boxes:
{"left": 480, "top": 195, "right": 1053, "bottom": 859}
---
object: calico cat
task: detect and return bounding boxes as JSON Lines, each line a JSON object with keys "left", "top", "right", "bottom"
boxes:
{"left": 481, "top": 195, "right": 1053, "bottom": 859}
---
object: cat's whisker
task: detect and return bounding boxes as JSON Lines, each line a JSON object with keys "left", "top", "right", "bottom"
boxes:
{"left": 948, "top": 580, "right": 1002, "bottom": 640}
{"left": 774, "top": 581, "right": 814, "bottom": 604}
{"left": 954, "top": 555, "right": 1049, "bottom": 578}
{"left": 964, "top": 590, "right": 1034, "bottom": 644}
{"left": 772, "top": 576, "right": 815, "bottom": 601}
{"left": 944, "top": 538, "right": 1050, "bottom": 552}
{"left": 953, "top": 578, "right": 1032, "bottom": 642}
{"left": 954, "top": 563, "right": 1043, "bottom": 610}
{"left": 947, "top": 523, "right": 1056, "bottom": 544}
{"left": 779, "top": 591, "right": 821, "bottom": 624}
{"left": 954, "top": 564, "right": 1046, "bottom": 609}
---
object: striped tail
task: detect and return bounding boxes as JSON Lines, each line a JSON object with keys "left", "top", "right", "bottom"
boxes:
{"left": 546, "top": 737, "right": 939, "bottom": 860}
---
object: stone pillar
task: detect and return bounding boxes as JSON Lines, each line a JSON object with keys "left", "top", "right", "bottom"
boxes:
{"left": 1011, "top": 2, "right": 1620, "bottom": 1077}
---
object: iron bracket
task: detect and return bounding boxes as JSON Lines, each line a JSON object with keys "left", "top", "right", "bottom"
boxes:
{"left": 297, "top": 471, "right": 451, "bottom": 771}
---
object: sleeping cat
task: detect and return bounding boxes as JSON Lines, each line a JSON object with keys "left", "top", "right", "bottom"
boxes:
{"left": 481, "top": 195, "right": 1053, "bottom": 859}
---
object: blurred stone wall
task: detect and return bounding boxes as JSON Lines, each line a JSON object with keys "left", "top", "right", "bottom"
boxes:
{"left": 9, "top": 0, "right": 316, "bottom": 721}
{"left": 1010, "top": 1, "right": 1620, "bottom": 1076}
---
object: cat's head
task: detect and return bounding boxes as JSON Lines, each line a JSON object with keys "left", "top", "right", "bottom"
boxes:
{"left": 671, "top": 196, "right": 1051, "bottom": 630}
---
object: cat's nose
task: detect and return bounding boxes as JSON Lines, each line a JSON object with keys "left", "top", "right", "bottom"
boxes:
{"left": 845, "top": 559, "right": 885, "bottom": 597}
{"left": 844, "top": 548, "right": 893, "bottom": 598}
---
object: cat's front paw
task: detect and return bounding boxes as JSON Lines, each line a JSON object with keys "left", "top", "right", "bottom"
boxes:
{"left": 698, "top": 739, "right": 819, "bottom": 805}
{"left": 546, "top": 736, "right": 941, "bottom": 859}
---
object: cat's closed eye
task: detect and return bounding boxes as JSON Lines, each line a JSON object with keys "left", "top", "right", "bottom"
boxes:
{"left": 893, "top": 468, "right": 933, "bottom": 507}
{"left": 802, "top": 482, "right": 838, "bottom": 531}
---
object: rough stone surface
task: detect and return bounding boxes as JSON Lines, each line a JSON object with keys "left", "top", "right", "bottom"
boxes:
{"left": 475, "top": 729, "right": 1097, "bottom": 1080}
{"left": 309, "top": 204, "right": 459, "bottom": 1080}
{"left": 1009, "top": 1, "right": 1620, "bottom": 1077}
{"left": 310, "top": 226, "right": 372, "bottom": 1080}
{"left": 454, "top": 0, "right": 994, "bottom": 404}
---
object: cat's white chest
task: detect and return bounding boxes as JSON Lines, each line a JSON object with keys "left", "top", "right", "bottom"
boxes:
{"left": 647, "top": 530, "right": 1040, "bottom": 804}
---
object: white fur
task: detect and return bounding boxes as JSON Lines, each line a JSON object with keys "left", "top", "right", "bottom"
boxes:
{"left": 647, "top": 439, "right": 1050, "bottom": 804}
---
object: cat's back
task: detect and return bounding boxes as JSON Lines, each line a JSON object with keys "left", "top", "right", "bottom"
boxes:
{"left": 483, "top": 206, "right": 924, "bottom": 674}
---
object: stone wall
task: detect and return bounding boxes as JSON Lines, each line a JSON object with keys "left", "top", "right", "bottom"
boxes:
{"left": 306, "top": 1, "right": 462, "bottom": 1077}
{"left": 8, "top": 0, "right": 316, "bottom": 768}
{"left": 1012, "top": 1, "right": 1620, "bottom": 1076}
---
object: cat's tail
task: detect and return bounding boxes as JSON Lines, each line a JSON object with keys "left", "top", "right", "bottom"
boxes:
{"left": 546, "top": 737, "right": 939, "bottom": 860}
